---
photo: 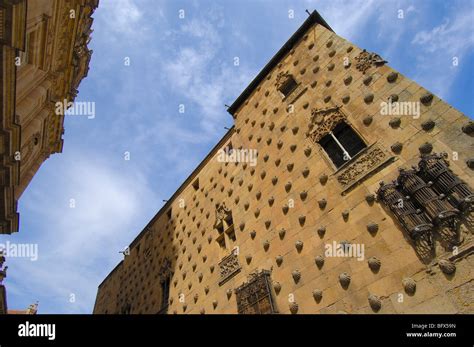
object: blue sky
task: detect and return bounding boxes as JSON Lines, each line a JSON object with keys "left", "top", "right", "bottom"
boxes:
{"left": 1, "top": 0, "right": 473, "bottom": 314}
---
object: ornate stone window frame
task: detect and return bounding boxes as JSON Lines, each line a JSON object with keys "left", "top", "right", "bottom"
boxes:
{"left": 235, "top": 270, "right": 277, "bottom": 314}
{"left": 275, "top": 70, "right": 307, "bottom": 104}
{"left": 307, "top": 105, "right": 395, "bottom": 194}
{"left": 218, "top": 248, "right": 241, "bottom": 286}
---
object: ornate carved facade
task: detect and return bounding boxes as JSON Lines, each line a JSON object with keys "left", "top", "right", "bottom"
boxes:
{"left": 0, "top": 0, "right": 98, "bottom": 234}
{"left": 94, "top": 10, "right": 473, "bottom": 314}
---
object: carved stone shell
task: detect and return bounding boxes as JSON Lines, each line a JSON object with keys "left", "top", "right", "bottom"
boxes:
{"left": 276, "top": 255, "right": 283, "bottom": 266}
{"left": 421, "top": 119, "right": 435, "bottom": 131}
{"left": 386, "top": 72, "right": 398, "bottom": 83}
{"left": 317, "top": 226, "right": 326, "bottom": 237}
{"left": 292, "top": 270, "right": 301, "bottom": 283}
{"left": 194, "top": 293, "right": 199, "bottom": 303}
{"left": 300, "top": 191, "right": 308, "bottom": 200}
{"left": 315, "top": 255, "right": 325, "bottom": 269}
{"left": 342, "top": 210, "right": 350, "bottom": 220}
{"left": 319, "top": 174, "right": 328, "bottom": 184}
{"left": 363, "top": 75, "right": 373, "bottom": 85}
{"left": 250, "top": 230, "right": 256, "bottom": 239}
{"left": 289, "top": 302, "right": 299, "bottom": 314}
{"left": 364, "top": 93, "right": 374, "bottom": 103}
{"left": 298, "top": 215, "right": 306, "bottom": 226}
{"left": 272, "top": 176, "right": 278, "bottom": 185}
{"left": 282, "top": 205, "right": 289, "bottom": 214}
{"left": 268, "top": 196, "right": 275, "bottom": 206}
{"left": 439, "top": 259, "right": 456, "bottom": 274}
{"left": 344, "top": 76, "right": 353, "bottom": 85}
{"left": 226, "top": 289, "right": 233, "bottom": 299}
{"left": 363, "top": 115, "right": 373, "bottom": 126}
{"left": 402, "top": 278, "right": 416, "bottom": 295}
{"left": 285, "top": 182, "right": 292, "bottom": 192}
{"left": 245, "top": 254, "right": 252, "bottom": 264}
{"left": 273, "top": 282, "right": 281, "bottom": 294}
{"left": 420, "top": 93, "right": 434, "bottom": 105}
{"left": 313, "top": 289, "right": 323, "bottom": 302}
{"left": 367, "top": 222, "right": 379, "bottom": 234}
{"left": 265, "top": 220, "right": 271, "bottom": 229}
{"left": 304, "top": 147, "right": 312, "bottom": 157}
{"left": 339, "top": 272, "right": 351, "bottom": 288}
{"left": 295, "top": 240, "right": 304, "bottom": 252}
{"left": 467, "top": 159, "right": 474, "bottom": 169}
{"left": 368, "top": 294, "right": 381, "bottom": 312}
{"left": 419, "top": 142, "right": 433, "bottom": 154}
{"left": 366, "top": 194, "right": 375, "bottom": 204}
{"left": 212, "top": 300, "right": 218, "bottom": 309}
{"left": 200, "top": 308, "right": 205, "bottom": 314}
{"left": 318, "top": 199, "right": 327, "bottom": 209}
{"left": 302, "top": 167, "right": 310, "bottom": 178}
{"left": 389, "top": 117, "right": 401, "bottom": 128}
{"left": 263, "top": 240, "right": 270, "bottom": 251}
{"left": 391, "top": 142, "right": 403, "bottom": 153}
{"left": 204, "top": 286, "right": 209, "bottom": 294}
{"left": 254, "top": 209, "right": 260, "bottom": 218}
{"left": 279, "top": 228, "right": 286, "bottom": 239}
{"left": 368, "top": 256, "right": 381, "bottom": 271}
{"left": 462, "top": 121, "right": 474, "bottom": 135}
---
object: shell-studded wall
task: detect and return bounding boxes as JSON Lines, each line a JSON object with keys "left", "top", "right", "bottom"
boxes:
{"left": 93, "top": 21, "right": 473, "bottom": 314}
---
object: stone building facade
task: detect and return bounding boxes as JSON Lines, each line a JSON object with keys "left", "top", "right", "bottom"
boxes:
{"left": 93, "top": 11, "right": 473, "bottom": 314}
{"left": 0, "top": 0, "right": 98, "bottom": 234}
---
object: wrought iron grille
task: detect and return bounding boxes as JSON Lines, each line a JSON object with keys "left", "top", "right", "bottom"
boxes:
{"left": 418, "top": 153, "right": 473, "bottom": 212}
{"left": 235, "top": 270, "right": 277, "bottom": 314}
{"left": 397, "top": 168, "right": 459, "bottom": 225}
{"left": 377, "top": 181, "right": 433, "bottom": 241}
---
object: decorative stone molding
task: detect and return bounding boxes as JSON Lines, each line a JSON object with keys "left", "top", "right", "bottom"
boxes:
{"left": 336, "top": 142, "right": 394, "bottom": 193}
{"left": 214, "top": 202, "right": 232, "bottom": 229}
{"left": 355, "top": 49, "right": 387, "bottom": 74}
{"left": 218, "top": 249, "right": 241, "bottom": 286}
{"left": 235, "top": 270, "right": 277, "bottom": 314}
{"left": 307, "top": 106, "right": 347, "bottom": 143}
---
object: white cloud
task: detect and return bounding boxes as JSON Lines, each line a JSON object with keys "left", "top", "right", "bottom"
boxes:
{"left": 162, "top": 17, "right": 254, "bottom": 136}
{"left": 411, "top": 8, "right": 474, "bottom": 98}
{"left": 6, "top": 153, "right": 159, "bottom": 313}
{"left": 308, "top": 0, "right": 379, "bottom": 40}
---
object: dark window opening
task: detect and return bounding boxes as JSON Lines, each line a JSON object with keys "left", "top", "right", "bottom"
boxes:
{"left": 159, "top": 277, "right": 170, "bottom": 313}
{"left": 226, "top": 225, "right": 236, "bottom": 242}
{"left": 279, "top": 76, "right": 298, "bottom": 97}
{"left": 318, "top": 122, "right": 366, "bottom": 169}
{"left": 217, "top": 234, "right": 226, "bottom": 249}
{"left": 192, "top": 178, "right": 199, "bottom": 191}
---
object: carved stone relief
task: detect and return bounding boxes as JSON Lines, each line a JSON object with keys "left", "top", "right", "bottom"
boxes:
{"left": 354, "top": 49, "right": 387, "bottom": 74}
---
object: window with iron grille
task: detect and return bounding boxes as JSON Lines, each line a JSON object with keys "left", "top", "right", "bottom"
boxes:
{"left": 318, "top": 122, "right": 367, "bottom": 169}
{"left": 235, "top": 270, "right": 277, "bottom": 314}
